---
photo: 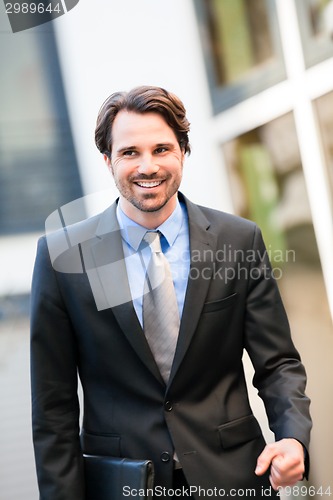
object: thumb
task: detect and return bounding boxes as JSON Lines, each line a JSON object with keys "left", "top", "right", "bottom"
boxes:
{"left": 255, "top": 445, "right": 277, "bottom": 476}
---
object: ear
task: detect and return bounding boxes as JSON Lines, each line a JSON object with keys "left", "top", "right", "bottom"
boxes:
{"left": 181, "top": 149, "right": 186, "bottom": 166}
{"left": 103, "top": 154, "right": 113, "bottom": 175}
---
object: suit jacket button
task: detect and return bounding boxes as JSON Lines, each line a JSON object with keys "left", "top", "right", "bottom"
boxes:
{"left": 160, "top": 452, "right": 171, "bottom": 463}
{"left": 164, "top": 401, "right": 173, "bottom": 411}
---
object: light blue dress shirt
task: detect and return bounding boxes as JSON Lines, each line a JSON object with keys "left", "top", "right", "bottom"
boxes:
{"left": 116, "top": 201, "right": 190, "bottom": 327}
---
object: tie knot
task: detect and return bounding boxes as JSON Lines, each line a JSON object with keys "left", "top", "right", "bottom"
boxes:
{"left": 143, "top": 231, "right": 162, "bottom": 253}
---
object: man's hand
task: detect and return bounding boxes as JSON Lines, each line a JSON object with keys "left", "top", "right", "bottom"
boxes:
{"left": 255, "top": 438, "right": 305, "bottom": 490}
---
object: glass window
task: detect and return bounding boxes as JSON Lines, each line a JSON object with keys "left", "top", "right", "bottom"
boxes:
{"left": 222, "top": 113, "right": 332, "bottom": 340}
{"left": 0, "top": 26, "right": 83, "bottom": 235}
{"left": 296, "top": 0, "right": 333, "bottom": 67}
{"left": 314, "top": 91, "right": 333, "bottom": 208}
{"left": 193, "top": 0, "right": 286, "bottom": 112}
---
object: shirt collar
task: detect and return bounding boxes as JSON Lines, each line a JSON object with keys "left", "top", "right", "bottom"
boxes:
{"left": 116, "top": 200, "right": 184, "bottom": 251}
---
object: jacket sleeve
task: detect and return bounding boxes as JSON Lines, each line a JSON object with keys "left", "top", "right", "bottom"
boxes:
{"left": 243, "top": 225, "right": 312, "bottom": 474}
{"left": 30, "top": 236, "right": 85, "bottom": 500}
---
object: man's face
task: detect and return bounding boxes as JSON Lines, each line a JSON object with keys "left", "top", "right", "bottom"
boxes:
{"left": 105, "top": 110, "right": 185, "bottom": 224}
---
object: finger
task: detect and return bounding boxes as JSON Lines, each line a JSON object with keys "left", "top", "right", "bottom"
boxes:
{"left": 255, "top": 444, "right": 278, "bottom": 476}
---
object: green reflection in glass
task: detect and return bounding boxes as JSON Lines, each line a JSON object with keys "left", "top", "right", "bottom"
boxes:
{"left": 205, "top": 0, "right": 273, "bottom": 85}
{"left": 222, "top": 113, "right": 322, "bottom": 269}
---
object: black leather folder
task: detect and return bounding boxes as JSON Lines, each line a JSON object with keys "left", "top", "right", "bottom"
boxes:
{"left": 84, "top": 454, "right": 155, "bottom": 500}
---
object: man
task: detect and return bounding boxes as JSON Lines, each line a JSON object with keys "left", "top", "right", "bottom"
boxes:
{"left": 31, "top": 86, "right": 311, "bottom": 499}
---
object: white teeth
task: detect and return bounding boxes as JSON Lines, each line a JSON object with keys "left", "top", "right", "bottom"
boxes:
{"left": 137, "top": 181, "right": 162, "bottom": 188}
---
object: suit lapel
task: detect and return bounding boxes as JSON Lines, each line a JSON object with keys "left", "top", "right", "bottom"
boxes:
{"left": 168, "top": 196, "right": 217, "bottom": 385}
{"left": 85, "top": 202, "right": 164, "bottom": 384}
{"left": 83, "top": 196, "right": 218, "bottom": 387}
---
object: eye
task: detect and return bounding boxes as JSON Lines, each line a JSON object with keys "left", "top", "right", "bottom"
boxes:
{"left": 123, "top": 150, "right": 137, "bottom": 157}
{"left": 154, "top": 146, "right": 168, "bottom": 154}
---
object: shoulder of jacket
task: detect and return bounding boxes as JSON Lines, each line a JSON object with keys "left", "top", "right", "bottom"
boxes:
{"left": 40, "top": 211, "right": 104, "bottom": 247}
{"left": 196, "top": 204, "right": 258, "bottom": 232}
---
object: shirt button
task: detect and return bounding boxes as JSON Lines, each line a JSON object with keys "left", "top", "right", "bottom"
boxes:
{"left": 164, "top": 401, "right": 173, "bottom": 411}
{"left": 160, "top": 452, "right": 171, "bottom": 463}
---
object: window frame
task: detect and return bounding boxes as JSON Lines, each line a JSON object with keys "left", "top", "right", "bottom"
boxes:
{"left": 193, "top": 0, "right": 286, "bottom": 113}
{"left": 295, "top": 0, "right": 333, "bottom": 68}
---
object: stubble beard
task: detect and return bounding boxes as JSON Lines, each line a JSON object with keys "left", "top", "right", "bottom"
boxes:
{"left": 115, "top": 174, "right": 181, "bottom": 213}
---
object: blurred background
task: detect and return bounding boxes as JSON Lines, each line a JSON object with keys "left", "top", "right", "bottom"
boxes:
{"left": 0, "top": 0, "right": 332, "bottom": 498}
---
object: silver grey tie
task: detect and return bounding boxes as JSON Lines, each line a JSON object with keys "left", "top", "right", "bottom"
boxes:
{"left": 142, "top": 231, "right": 180, "bottom": 383}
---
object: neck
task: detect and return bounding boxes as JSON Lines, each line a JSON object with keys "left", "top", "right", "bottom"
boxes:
{"left": 119, "top": 195, "right": 177, "bottom": 229}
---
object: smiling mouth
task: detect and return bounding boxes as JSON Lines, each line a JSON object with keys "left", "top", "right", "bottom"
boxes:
{"left": 135, "top": 180, "right": 163, "bottom": 188}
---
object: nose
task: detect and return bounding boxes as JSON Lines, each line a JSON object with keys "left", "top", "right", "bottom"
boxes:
{"left": 137, "top": 154, "right": 159, "bottom": 175}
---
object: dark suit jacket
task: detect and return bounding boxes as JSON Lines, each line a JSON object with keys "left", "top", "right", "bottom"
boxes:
{"left": 30, "top": 193, "right": 311, "bottom": 499}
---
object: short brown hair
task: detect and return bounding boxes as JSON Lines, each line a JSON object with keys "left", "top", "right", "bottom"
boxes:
{"left": 95, "top": 86, "right": 191, "bottom": 158}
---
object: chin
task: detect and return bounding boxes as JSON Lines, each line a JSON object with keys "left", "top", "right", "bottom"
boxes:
{"left": 133, "top": 195, "right": 171, "bottom": 213}
{"left": 136, "top": 201, "right": 168, "bottom": 213}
